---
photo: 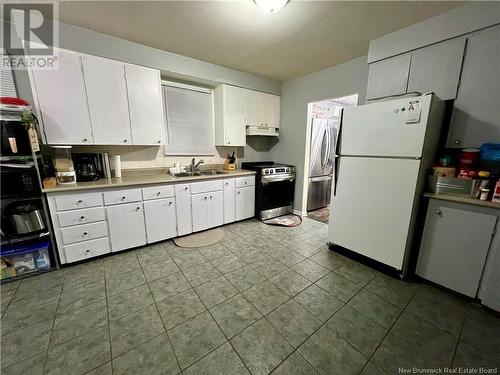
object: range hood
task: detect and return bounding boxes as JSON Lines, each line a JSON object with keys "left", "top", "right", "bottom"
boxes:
{"left": 246, "top": 126, "right": 279, "bottom": 137}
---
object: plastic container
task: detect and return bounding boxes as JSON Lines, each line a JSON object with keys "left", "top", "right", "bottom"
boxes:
{"left": 0, "top": 240, "right": 51, "bottom": 279}
{"left": 479, "top": 189, "right": 490, "bottom": 201}
{"left": 460, "top": 149, "right": 480, "bottom": 166}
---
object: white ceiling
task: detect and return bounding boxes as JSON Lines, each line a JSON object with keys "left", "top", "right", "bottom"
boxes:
{"left": 59, "top": 1, "right": 464, "bottom": 81}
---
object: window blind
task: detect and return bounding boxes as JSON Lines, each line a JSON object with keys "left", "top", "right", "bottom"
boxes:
{"left": 0, "top": 54, "right": 17, "bottom": 97}
{"left": 163, "top": 85, "right": 214, "bottom": 155}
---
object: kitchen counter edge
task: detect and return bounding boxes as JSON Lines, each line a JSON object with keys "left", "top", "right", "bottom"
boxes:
{"left": 42, "top": 169, "right": 256, "bottom": 193}
{"left": 424, "top": 192, "right": 500, "bottom": 209}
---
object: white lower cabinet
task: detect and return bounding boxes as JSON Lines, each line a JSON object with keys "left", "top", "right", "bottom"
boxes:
{"left": 175, "top": 184, "right": 192, "bottom": 236}
{"left": 64, "top": 237, "right": 110, "bottom": 263}
{"left": 191, "top": 190, "right": 224, "bottom": 232}
{"left": 236, "top": 186, "right": 255, "bottom": 221}
{"left": 144, "top": 198, "right": 177, "bottom": 243}
{"left": 191, "top": 194, "right": 210, "bottom": 232}
{"left": 209, "top": 191, "right": 224, "bottom": 228}
{"left": 223, "top": 179, "right": 236, "bottom": 224}
{"left": 106, "top": 202, "right": 147, "bottom": 252}
{"left": 47, "top": 174, "right": 255, "bottom": 263}
{"left": 416, "top": 199, "right": 497, "bottom": 297}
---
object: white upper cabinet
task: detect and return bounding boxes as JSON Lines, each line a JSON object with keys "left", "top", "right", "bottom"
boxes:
{"left": 366, "top": 53, "right": 411, "bottom": 100}
{"left": 214, "top": 84, "right": 246, "bottom": 146}
{"left": 446, "top": 26, "right": 500, "bottom": 148}
{"left": 31, "top": 49, "right": 93, "bottom": 145}
{"left": 124, "top": 64, "right": 165, "bottom": 145}
{"left": 245, "top": 89, "right": 281, "bottom": 128}
{"left": 82, "top": 56, "right": 132, "bottom": 145}
{"left": 407, "top": 38, "right": 466, "bottom": 100}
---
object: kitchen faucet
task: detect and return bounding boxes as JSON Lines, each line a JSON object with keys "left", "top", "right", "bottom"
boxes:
{"left": 190, "top": 158, "right": 205, "bottom": 172}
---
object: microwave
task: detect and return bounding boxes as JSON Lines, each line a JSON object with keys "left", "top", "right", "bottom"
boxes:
{"left": 0, "top": 160, "right": 41, "bottom": 197}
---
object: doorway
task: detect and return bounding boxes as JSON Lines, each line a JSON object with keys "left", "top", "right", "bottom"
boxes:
{"left": 303, "top": 94, "right": 358, "bottom": 224}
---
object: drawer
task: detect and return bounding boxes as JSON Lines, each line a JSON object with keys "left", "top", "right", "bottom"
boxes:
{"left": 58, "top": 207, "right": 105, "bottom": 228}
{"left": 142, "top": 185, "right": 175, "bottom": 200}
{"left": 60, "top": 221, "right": 108, "bottom": 245}
{"left": 64, "top": 237, "right": 110, "bottom": 263}
{"left": 190, "top": 180, "right": 223, "bottom": 194}
{"left": 55, "top": 192, "right": 103, "bottom": 211}
{"left": 103, "top": 188, "right": 142, "bottom": 205}
{"left": 236, "top": 176, "right": 255, "bottom": 188}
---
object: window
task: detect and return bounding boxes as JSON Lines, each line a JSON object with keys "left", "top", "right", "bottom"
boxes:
{"left": 163, "top": 83, "right": 214, "bottom": 155}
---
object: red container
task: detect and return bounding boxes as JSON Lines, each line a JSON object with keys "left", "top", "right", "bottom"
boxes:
{"left": 460, "top": 149, "right": 480, "bottom": 166}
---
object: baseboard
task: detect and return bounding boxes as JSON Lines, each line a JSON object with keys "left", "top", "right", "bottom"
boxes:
{"left": 293, "top": 209, "right": 307, "bottom": 217}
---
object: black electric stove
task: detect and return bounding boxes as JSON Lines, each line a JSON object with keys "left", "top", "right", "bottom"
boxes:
{"left": 241, "top": 161, "right": 296, "bottom": 220}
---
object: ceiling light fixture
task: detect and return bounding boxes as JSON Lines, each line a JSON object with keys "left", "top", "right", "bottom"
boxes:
{"left": 254, "top": 0, "right": 288, "bottom": 13}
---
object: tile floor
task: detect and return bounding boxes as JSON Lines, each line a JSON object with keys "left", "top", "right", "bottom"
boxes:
{"left": 1, "top": 218, "right": 499, "bottom": 375}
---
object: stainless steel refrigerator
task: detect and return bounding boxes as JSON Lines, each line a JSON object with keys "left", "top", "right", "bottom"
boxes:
{"left": 307, "top": 117, "right": 339, "bottom": 211}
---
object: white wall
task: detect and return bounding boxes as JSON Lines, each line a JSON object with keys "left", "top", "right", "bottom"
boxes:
{"left": 271, "top": 56, "right": 369, "bottom": 213}
{"left": 5, "top": 18, "right": 277, "bottom": 167}
{"left": 56, "top": 20, "right": 281, "bottom": 95}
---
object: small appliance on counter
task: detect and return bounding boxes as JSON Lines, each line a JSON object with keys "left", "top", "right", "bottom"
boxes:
{"left": 52, "top": 146, "right": 77, "bottom": 185}
{"left": 73, "top": 153, "right": 102, "bottom": 182}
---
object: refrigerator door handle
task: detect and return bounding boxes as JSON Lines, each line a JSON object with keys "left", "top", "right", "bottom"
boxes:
{"left": 335, "top": 108, "right": 344, "bottom": 157}
{"left": 322, "top": 126, "right": 330, "bottom": 168}
{"left": 321, "top": 127, "right": 328, "bottom": 169}
{"left": 310, "top": 175, "right": 332, "bottom": 182}
{"left": 333, "top": 155, "right": 340, "bottom": 196}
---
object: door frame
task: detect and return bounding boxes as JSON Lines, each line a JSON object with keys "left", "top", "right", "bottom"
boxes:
{"left": 301, "top": 94, "right": 359, "bottom": 216}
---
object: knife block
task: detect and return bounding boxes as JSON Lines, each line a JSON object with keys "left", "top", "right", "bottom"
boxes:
{"left": 224, "top": 159, "right": 236, "bottom": 171}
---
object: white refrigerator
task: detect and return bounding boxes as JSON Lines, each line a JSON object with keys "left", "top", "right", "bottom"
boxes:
{"left": 327, "top": 94, "right": 445, "bottom": 276}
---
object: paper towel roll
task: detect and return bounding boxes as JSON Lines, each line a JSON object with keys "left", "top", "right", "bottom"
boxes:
{"left": 114, "top": 154, "right": 122, "bottom": 178}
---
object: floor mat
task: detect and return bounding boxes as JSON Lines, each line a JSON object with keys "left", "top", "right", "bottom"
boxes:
{"left": 263, "top": 214, "right": 302, "bottom": 227}
{"left": 173, "top": 228, "right": 224, "bottom": 247}
{"left": 307, "top": 206, "right": 330, "bottom": 223}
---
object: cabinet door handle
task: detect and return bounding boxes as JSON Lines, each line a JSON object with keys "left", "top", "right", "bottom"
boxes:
{"left": 237, "top": 191, "right": 240, "bottom": 195}
{"left": 157, "top": 140, "right": 161, "bottom": 144}
{"left": 435, "top": 210, "right": 442, "bottom": 215}
{"left": 136, "top": 206, "right": 141, "bottom": 211}
{"left": 82, "top": 232, "right": 88, "bottom": 236}
{"left": 123, "top": 139, "right": 127, "bottom": 143}
{"left": 168, "top": 201, "right": 172, "bottom": 206}
{"left": 77, "top": 200, "right": 83, "bottom": 204}
{"left": 121, "top": 196, "right": 126, "bottom": 200}
{"left": 184, "top": 187, "right": 188, "bottom": 191}
{"left": 454, "top": 140, "right": 461, "bottom": 145}
{"left": 79, "top": 216, "right": 85, "bottom": 221}
{"left": 156, "top": 192, "right": 161, "bottom": 196}
{"left": 82, "top": 138, "right": 88, "bottom": 142}
{"left": 204, "top": 196, "right": 208, "bottom": 200}
{"left": 85, "top": 249, "right": 91, "bottom": 254}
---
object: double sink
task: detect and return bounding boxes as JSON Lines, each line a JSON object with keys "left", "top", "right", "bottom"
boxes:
{"left": 171, "top": 169, "right": 227, "bottom": 178}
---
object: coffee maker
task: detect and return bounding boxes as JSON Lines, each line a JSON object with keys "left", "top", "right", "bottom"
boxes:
{"left": 73, "top": 153, "right": 102, "bottom": 182}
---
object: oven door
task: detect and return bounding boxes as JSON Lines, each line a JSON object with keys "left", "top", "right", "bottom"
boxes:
{"left": 260, "top": 174, "right": 295, "bottom": 220}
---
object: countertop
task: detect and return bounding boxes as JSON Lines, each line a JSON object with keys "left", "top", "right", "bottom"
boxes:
{"left": 42, "top": 168, "right": 256, "bottom": 193}
{"left": 424, "top": 192, "right": 500, "bottom": 209}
